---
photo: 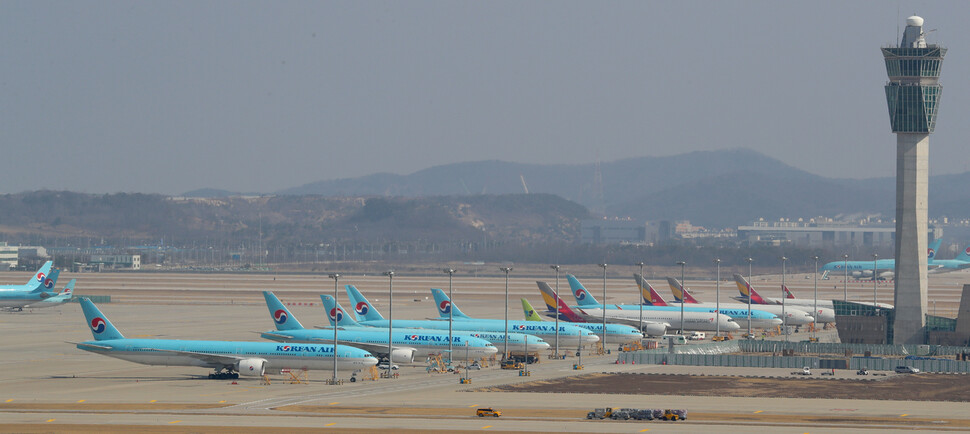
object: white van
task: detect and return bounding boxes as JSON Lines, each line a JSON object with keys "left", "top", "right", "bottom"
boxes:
{"left": 689, "top": 332, "right": 706, "bottom": 341}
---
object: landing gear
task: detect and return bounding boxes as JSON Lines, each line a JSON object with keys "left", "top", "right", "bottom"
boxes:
{"left": 208, "top": 370, "right": 239, "bottom": 380}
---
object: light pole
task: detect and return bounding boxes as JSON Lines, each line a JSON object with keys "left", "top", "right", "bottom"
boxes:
{"left": 550, "top": 265, "right": 561, "bottom": 358}
{"left": 843, "top": 254, "right": 849, "bottom": 302}
{"left": 872, "top": 253, "right": 879, "bottom": 306}
{"left": 714, "top": 258, "right": 721, "bottom": 338}
{"left": 598, "top": 263, "right": 608, "bottom": 350}
{"left": 636, "top": 262, "right": 645, "bottom": 339}
{"left": 813, "top": 256, "right": 819, "bottom": 341}
{"left": 500, "top": 266, "right": 513, "bottom": 360}
{"left": 443, "top": 268, "right": 456, "bottom": 365}
{"left": 383, "top": 270, "right": 394, "bottom": 377}
{"left": 781, "top": 256, "right": 788, "bottom": 342}
{"left": 676, "top": 261, "right": 686, "bottom": 334}
{"left": 747, "top": 257, "right": 753, "bottom": 338}
{"left": 328, "top": 272, "right": 340, "bottom": 384}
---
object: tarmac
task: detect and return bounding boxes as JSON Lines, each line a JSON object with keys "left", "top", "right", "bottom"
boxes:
{"left": 2, "top": 268, "right": 970, "bottom": 432}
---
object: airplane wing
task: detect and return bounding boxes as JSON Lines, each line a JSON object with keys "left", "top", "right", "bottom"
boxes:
{"left": 260, "top": 331, "right": 297, "bottom": 340}
{"left": 307, "top": 337, "right": 413, "bottom": 357}
{"left": 75, "top": 342, "right": 114, "bottom": 351}
{"left": 144, "top": 348, "right": 248, "bottom": 367}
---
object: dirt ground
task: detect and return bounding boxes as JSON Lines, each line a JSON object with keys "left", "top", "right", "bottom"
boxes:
{"left": 476, "top": 372, "right": 970, "bottom": 401}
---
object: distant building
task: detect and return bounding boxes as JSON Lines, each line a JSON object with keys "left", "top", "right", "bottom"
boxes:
{"left": 736, "top": 218, "right": 941, "bottom": 248}
{"left": 89, "top": 254, "right": 141, "bottom": 270}
{"left": 0, "top": 242, "right": 17, "bottom": 270}
{"left": 581, "top": 219, "right": 647, "bottom": 244}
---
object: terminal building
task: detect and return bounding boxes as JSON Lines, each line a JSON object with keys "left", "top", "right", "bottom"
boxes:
{"left": 89, "top": 254, "right": 141, "bottom": 270}
{"left": 834, "top": 284, "right": 970, "bottom": 346}
{"left": 737, "top": 219, "right": 940, "bottom": 248}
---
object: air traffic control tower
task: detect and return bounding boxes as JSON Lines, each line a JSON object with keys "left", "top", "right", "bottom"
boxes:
{"left": 882, "top": 16, "right": 945, "bottom": 344}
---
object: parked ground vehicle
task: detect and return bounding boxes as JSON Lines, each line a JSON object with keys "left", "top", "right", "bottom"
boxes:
{"left": 467, "top": 361, "right": 482, "bottom": 370}
{"left": 895, "top": 366, "right": 920, "bottom": 374}
{"left": 500, "top": 360, "right": 524, "bottom": 370}
{"left": 586, "top": 408, "right": 613, "bottom": 419}
{"left": 689, "top": 332, "right": 705, "bottom": 340}
{"left": 662, "top": 409, "right": 687, "bottom": 421}
{"left": 857, "top": 368, "right": 869, "bottom": 375}
{"left": 476, "top": 408, "right": 501, "bottom": 417}
{"left": 791, "top": 367, "right": 811, "bottom": 375}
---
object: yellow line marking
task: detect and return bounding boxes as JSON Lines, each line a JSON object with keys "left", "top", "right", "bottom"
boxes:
{"left": 325, "top": 422, "right": 336, "bottom": 426}
{"left": 482, "top": 426, "right": 492, "bottom": 430}
{"left": 468, "top": 404, "right": 479, "bottom": 408}
{"left": 169, "top": 420, "right": 181, "bottom": 424}
{"left": 76, "top": 400, "right": 85, "bottom": 403}
{"left": 46, "top": 419, "right": 56, "bottom": 423}
{"left": 218, "top": 400, "right": 226, "bottom": 403}
{"left": 753, "top": 410, "right": 763, "bottom": 414}
{"left": 640, "top": 429, "right": 650, "bottom": 432}
{"left": 149, "top": 400, "right": 157, "bottom": 403}
{"left": 4, "top": 399, "right": 12, "bottom": 403}
{"left": 900, "top": 414, "right": 909, "bottom": 417}
{"left": 328, "top": 402, "right": 339, "bottom": 405}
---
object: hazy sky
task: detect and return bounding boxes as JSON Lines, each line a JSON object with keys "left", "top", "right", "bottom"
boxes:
{"left": 3, "top": 1, "right": 969, "bottom": 195}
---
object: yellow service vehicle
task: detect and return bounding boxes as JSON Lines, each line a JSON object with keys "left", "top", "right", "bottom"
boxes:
{"left": 476, "top": 408, "right": 501, "bottom": 417}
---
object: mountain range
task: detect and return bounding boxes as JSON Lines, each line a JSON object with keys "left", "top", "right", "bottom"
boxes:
{"left": 186, "top": 149, "right": 970, "bottom": 228}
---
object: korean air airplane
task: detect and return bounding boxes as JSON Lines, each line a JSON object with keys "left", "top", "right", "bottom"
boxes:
{"left": 262, "top": 291, "right": 497, "bottom": 362}
{"left": 1, "top": 266, "right": 60, "bottom": 310}
{"left": 75, "top": 298, "right": 377, "bottom": 380}
{"left": 562, "top": 275, "right": 740, "bottom": 332}
{"left": 927, "top": 241, "right": 970, "bottom": 272}
{"left": 819, "top": 239, "right": 941, "bottom": 278}
{"left": 0, "top": 261, "right": 54, "bottom": 292}
{"left": 343, "top": 284, "right": 551, "bottom": 355}
{"left": 519, "top": 297, "right": 644, "bottom": 344}
{"left": 427, "top": 288, "right": 600, "bottom": 349}
{"left": 634, "top": 275, "right": 784, "bottom": 328}
{"left": 22, "top": 278, "right": 75, "bottom": 309}
{"left": 665, "top": 276, "right": 822, "bottom": 325}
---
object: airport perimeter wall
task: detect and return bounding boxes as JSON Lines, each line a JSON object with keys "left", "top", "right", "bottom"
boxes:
{"left": 618, "top": 340, "right": 970, "bottom": 373}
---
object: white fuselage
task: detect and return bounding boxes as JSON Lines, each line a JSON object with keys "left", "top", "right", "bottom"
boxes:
{"left": 576, "top": 308, "right": 738, "bottom": 332}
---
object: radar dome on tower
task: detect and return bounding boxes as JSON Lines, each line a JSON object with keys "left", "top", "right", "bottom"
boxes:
{"left": 906, "top": 16, "right": 924, "bottom": 27}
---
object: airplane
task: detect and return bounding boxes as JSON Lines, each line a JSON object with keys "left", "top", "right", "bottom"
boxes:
{"left": 21, "top": 278, "right": 75, "bottom": 309}
{"left": 341, "top": 285, "right": 554, "bottom": 354}
{"left": 666, "top": 276, "right": 826, "bottom": 324}
{"left": 927, "top": 241, "right": 970, "bottom": 272}
{"left": 0, "top": 261, "right": 54, "bottom": 292}
{"left": 75, "top": 298, "right": 378, "bottom": 380}
{"left": 0, "top": 267, "right": 61, "bottom": 310}
{"left": 819, "top": 239, "right": 942, "bottom": 279}
{"left": 427, "top": 287, "right": 602, "bottom": 349}
{"left": 536, "top": 281, "right": 668, "bottom": 337}
{"left": 733, "top": 273, "right": 893, "bottom": 311}
{"left": 563, "top": 275, "right": 740, "bottom": 332}
{"left": 635, "top": 275, "right": 784, "bottom": 329}
{"left": 517, "top": 296, "right": 644, "bottom": 344}
{"left": 260, "top": 291, "right": 498, "bottom": 362}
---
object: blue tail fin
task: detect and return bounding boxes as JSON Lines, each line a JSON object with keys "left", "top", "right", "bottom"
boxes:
{"left": 928, "top": 239, "right": 942, "bottom": 260}
{"left": 32, "top": 267, "right": 59, "bottom": 293}
{"left": 262, "top": 291, "right": 305, "bottom": 331}
{"left": 319, "top": 295, "right": 363, "bottom": 327}
{"left": 344, "top": 285, "right": 385, "bottom": 321}
{"left": 26, "top": 261, "right": 54, "bottom": 292}
{"left": 956, "top": 241, "right": 970, "bottom": 262}
{"left": 79, "top": 298, "right": 124, "bottom": 341}
{"left": 566, "top": 274, "right": 600, "bottom": 306}
{"left": 61, "top": 279, "right": 76, "bottom": 298}
{"left": 430, "top": 288, "right": 472, "bottom": 319}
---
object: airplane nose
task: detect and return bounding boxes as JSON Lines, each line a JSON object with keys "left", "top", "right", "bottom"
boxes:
{"left": 533, "top": 341, "right": 551, "bottom": 351}
{"left": 770, "top": 318, "right": 784, "bottom": 326}
{"left": 725, "top": 321, "right": 741, "bottom": 331}
{"left": 483, "top": 346, "right": 499, "bottom": 355}
{"left": 582, "top": 334, "right": 600, "bottom": 344}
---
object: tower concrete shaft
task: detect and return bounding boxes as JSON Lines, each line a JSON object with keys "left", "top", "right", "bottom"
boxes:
{"left": 883, "top": 16, "right": 945, "bottom": 344}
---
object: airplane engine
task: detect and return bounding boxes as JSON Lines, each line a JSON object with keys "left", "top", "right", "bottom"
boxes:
{"left": 236, "top": 358, "right": 267, "bottom": 376}
{"left": 641, "top": 322, "right": 668, "bottom": 337}
{"left": 851, "top": 271, "right": 863, "bottom": 278}
{"left": 390, "top": 348, "right": 415, "bottom": 364}
{"left": 879, "top": 271, "right": 894, "bottom": 279}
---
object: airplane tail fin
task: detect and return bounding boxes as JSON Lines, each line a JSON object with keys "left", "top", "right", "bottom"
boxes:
{"left": 61, "top": 279, "right": 76, "bottom": 297}
{"left": 666, "top": 277, "right": 699, "bottom": 303}
{"left": 26, "top": 261, "right": 54, "bottom": 292}
{"left": 430, "top": 288, "right": 472, "bottom": 319}
{"left": 262, "top": 291, "right": 305, "bottom": 330}
{"left": 733, "top": 273, "right": 767, "bottom": 304}
{"left": 928, "top": 239, "right": 942, "bottom": 260}
{"left": 32, "top": 268, "right": 59, "bottom": 294}
{"left": 783, "top": 285, "right": 796, "bottom": 299}
{"left": 345, "top": 285, "right": 385, "bottom": 321}
{"left": 566, "top": 274, "right": 600, "bottom": 306}
{"left": 635, "top": 274, "right": 667, "bottom": 306}
{"left": 319, "top": 295, "right": 362, "bottom": 327}
{"left": 79, "top": 298, "right": 124, "bottom": 341}
{"left": 535, "top": 281, "right": 561, "bottom": 311}
{"left": 956, "top": 242, "right": 970, "bottom": 262}
{"left": 521, "top": 298, "right": 545, "bottom": 321}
